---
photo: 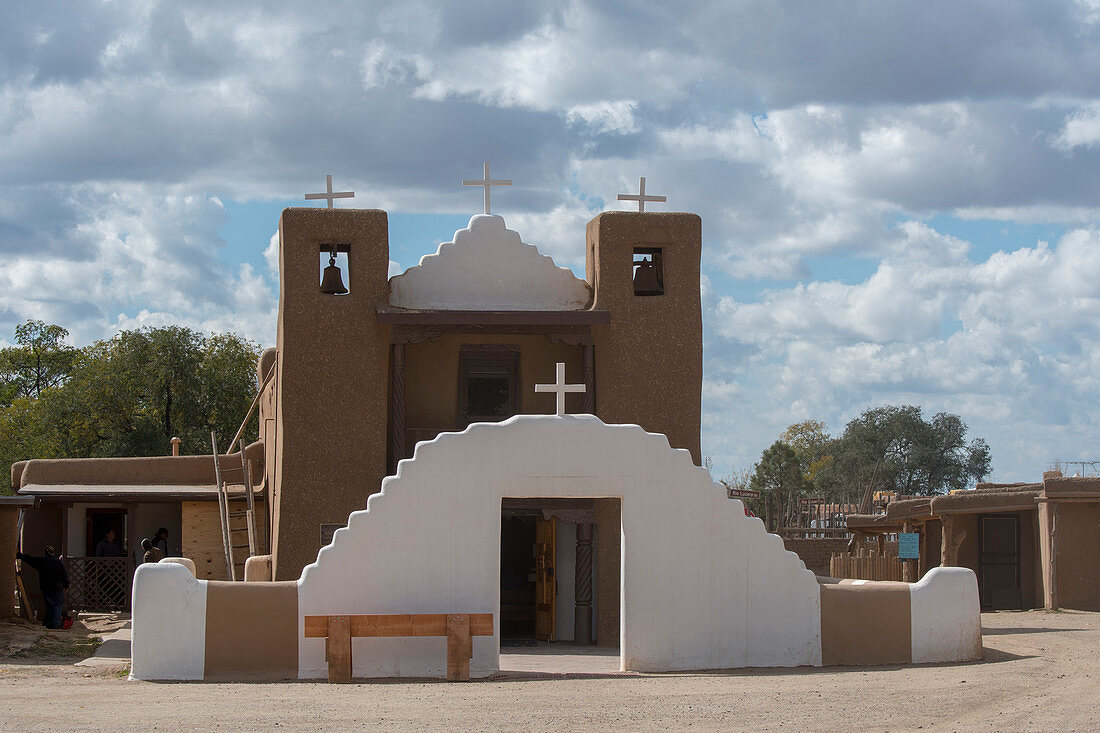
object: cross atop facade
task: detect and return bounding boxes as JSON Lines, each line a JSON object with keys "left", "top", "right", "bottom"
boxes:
{"left": 535, "top": 362, "right": 586, "bottom": 416}
{"left": 305, "top": 175, "right": 355, "bottom": 209}
{"left": 462, "top": 162, "right": 511, "bottom": 215}
{"left": 617, "top": 176, "right": 667, "bottom": 212}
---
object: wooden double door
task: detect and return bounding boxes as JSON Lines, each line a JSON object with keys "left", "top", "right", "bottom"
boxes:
{"left": 500, "top": 516, "right": 556, "bottom": 642}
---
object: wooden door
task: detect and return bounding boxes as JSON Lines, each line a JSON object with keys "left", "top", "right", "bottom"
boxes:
{"left": 980, "top": 514, "right": 1021, "bottom": 609}
{"left": 534, "top": 518, "right": 556, "bottom": 641}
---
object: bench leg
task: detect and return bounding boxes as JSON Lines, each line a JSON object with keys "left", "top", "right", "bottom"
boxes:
{"left": 446, "top": 614, "right": 471, "bottom": 681}
{"left": 327, "top": 616, "right": 352, "bottom": 683}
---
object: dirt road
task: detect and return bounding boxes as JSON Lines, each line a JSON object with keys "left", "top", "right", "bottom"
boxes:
{"left": 0, "top": 610, "right": 1096, "bottom": 731}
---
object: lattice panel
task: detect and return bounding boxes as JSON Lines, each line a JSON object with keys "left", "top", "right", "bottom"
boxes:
{"left": 64, "top": 557, "right": 132, "bottom": 612}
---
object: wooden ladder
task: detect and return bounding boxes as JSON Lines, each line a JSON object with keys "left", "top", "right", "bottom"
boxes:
{"left": 211, "top": 432, "right": 257, "bottom": 581}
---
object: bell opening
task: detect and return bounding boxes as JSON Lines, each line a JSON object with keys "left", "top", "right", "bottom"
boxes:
{"left": 632, "top": 247, "right": 664, "bottom": 296}
{"left": 319, "top": 247, "right": 350, "bottom": 295}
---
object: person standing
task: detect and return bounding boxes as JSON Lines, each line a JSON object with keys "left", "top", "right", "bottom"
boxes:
{"left": 16, "top": 546, "right": 69, "bottom": 629}
{"left": 140, "top": 538, "right": 163, "bottom": 564}
{"left": 152, "top": 527, "right": 169, "bottom": 557}
{"left": 94, "top": 528, "right": 123, "bottom": 558}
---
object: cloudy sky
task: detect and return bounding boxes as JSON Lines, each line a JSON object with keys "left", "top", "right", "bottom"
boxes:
{"left": 3, "top": 1, "right": 1100, "bottom": 482}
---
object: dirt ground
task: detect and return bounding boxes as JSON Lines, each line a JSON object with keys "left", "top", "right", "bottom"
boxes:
{"left": 0, "top": 610, "right": 1096, "bottom": 731}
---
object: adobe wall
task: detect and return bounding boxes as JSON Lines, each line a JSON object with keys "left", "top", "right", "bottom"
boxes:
{"left": 1052, "top": 502, "right": 1100, "bottom": 610}
{"left": 586, "top": 212, "right": 702, "bottom": 464}
{"left": 0, "top": 506, "right": 20, "bottom": 616}
{"left": 404, "top": 335, "right": 583, "bottom": 431}
{"left": 783, "top": 538, "right": 851, "bottom": 576}
{"left": 272, "top": 208, "right": 391, "bottom": 581}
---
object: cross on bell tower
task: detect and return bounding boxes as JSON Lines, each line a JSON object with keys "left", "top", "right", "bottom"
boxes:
{"left": 462, "top": 162, "right": 512, "bottom": 215}
{"left": 617, "top": 176, "right": 667, "bottom": 212}
{"left": 305, "top": 174, "right": 355, "bottom": 208}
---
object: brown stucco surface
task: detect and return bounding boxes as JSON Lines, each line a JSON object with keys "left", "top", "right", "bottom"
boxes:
{"left": 594, "top": 498, "right": 620, "bottom": 648}
{"left": 204, "top": 580, "right": 299, "bottom": 680}
{"left": 586, "top": 212, "right": 702, "bottom": 464}
{"left": 272, "top": 208, "right": 391, "bottom": 580}
{"left": 405, "top": 334, "right": 583, "bottom": 431}
{"left": 782, "top": 538, "right": 851, "bottom": 576}
{"left": 819, "top": 582, "right": 912, "bottom": 666}
{"left": 1049, "top": 502, "right": 1100, "bottom": 610}
{"left": 17, "top": 450, "right": 258, "bottom": 488}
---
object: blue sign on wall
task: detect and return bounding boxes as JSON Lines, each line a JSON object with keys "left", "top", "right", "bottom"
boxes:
{"left": 898, "top": 532, "right": 920, "bottom": 560}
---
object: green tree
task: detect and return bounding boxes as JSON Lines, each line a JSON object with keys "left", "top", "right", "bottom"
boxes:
{"left": 779, "top": 419, "right": 832, "bottom": 491}
{"left": 0, "top": 321, "right": 262, "bottom": 492}
{"left": 819, "top": 405, "right": 991, "bottom": 499}
{"left": 749, "top": 441, "right": 804, "bottom": 531}
{"left": 0, "top": 320, "right": 79, "bottom": 405}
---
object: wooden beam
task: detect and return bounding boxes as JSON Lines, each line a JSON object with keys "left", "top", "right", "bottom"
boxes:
{"left": 327, "top": 616, "right": 352, "bottom": 683}
{"left": 304, "top": 613, "right": 494, "bottom": 639}
{"left": 446, "top": 614, "right": 472, "bottom": 682}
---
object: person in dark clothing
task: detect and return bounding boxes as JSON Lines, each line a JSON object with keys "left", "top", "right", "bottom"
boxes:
{"left": 152, "top": 527, "right": 169, "bottom": 557}
{"left": 94, "top": 528, "right": 123, "bottom": 558}
{"left": 16, "top": 546, "right": 69, "bottom": 629}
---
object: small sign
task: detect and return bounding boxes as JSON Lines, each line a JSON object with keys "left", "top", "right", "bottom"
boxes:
{"left": 898, "top": 532, "right": 920, "bottom": 560}
{"left": 800, "top": 497, "right": 825, "bottom": 506}
{"left": 728, "top": 488, "right": 760, "bottom": 500}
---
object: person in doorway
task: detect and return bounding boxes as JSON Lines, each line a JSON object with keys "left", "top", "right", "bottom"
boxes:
{"left": 94, "top": 528, "right": 123, "bottom": 558}
{"left": 140, "top": 538, "right": 163, "bottom": 564}
{"left": 16, "top": 546, "right": 69, "bottom": 629}
{"left": 152, "top": 527, "right": 169, "bottom": 557}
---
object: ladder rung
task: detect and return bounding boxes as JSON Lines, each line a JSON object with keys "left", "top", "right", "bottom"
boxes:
{"left": 231, "top": 544, "right": 251, "bottom": 549}
{"left": 227, "top": 511, "right": 251, "bottom": 517}
{"left": 220, "top": 468, "right": 244, "bottom": 474}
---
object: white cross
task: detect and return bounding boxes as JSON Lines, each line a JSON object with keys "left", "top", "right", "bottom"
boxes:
{"left": 535, "top": 362, "right": 586, "bottom": 416}
{"left": 617, "top": 176, "right": 667, "bottom": 212}
{"left": 462, "top": 162, "right": 511, "bottom": 215}
{"left": 305, "top": 174, "right": 355, "bottom": 208}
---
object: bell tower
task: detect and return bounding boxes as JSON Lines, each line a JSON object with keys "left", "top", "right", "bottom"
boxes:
{"left": 586, "top": 211, "right": 703, "bottom": 463}
{"left": 270, "top": 207, "right": 392, "bottom": 580}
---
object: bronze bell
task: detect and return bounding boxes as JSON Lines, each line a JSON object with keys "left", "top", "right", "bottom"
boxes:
{"left": 633, "top": 257, "right": 662, "bottom": 295}
{"left": 320, "top": 255, "right": 348, "bottom": 295}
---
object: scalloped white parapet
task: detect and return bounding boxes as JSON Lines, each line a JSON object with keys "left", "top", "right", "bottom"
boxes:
{"left": 388, "top": 215, "right": 592, "bottom": 310}
{"left": 297, "top": 414, "right": 822, "bottom": 678}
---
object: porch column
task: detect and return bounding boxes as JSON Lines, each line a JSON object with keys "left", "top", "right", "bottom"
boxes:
{"left": 574, "top": 522, "right": 594, "bottom": 645}
{"left": 582, "top": 344, "right": 595, "bottom": 414}
{"left": 1049, "top": 502, "right": 1060, "bottom": 611}
{"left": 389, "top": 343, "right": 406, "bottom": 474}
{"left": 876, "top": 532, "right": 886, "bottom": 556}
{"left": 902, "top": 519, "right": 915, "bottom": 582}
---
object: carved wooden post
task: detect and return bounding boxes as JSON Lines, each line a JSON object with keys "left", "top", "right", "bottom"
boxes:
{"left": 901, "top": 520, "right": 913, "bottom": 582}
{"left": 877, "top": 532, "right": 886, "bottom": 556}
{"left": 574, "top": 522, "right": 594, "bottom": 645}
{"left": 1049, "top": 502, "right": 1060, "bottom": 611}
{"left": 582, "top": 344, "right": 595, "bottom": 414}
{"left": 390, "top": 343, "right": 406, "bottom": 473}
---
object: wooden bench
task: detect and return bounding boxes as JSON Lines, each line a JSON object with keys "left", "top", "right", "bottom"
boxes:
{"left": 304, "top": 613, "right": 494, "bottom": 682}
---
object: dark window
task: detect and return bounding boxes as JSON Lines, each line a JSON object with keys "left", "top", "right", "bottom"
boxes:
{"left": 459, "top": 346, "right": 519, "bottom": 426}
{"left": 633, "top": 247, "right": 664, "bottom": 296}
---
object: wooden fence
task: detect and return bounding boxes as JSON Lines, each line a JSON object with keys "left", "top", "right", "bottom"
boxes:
{"left": 64, "top": 557, "right": 133, "bottom": 612}
{"left": 829, "top": 550, "right": 903, "bottom": 581}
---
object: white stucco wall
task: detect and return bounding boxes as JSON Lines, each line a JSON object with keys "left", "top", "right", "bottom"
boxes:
{"left": 130, "top": 562, "right": 207, "bottom": 680}
{"left": 388, "top": 215, "right": 592, "bottom": 310}
{"left": 910, "top": 566, "right": 983, "bottom": 663}
{"left": 297, "top": 415, "right": 822, "bottom": 678}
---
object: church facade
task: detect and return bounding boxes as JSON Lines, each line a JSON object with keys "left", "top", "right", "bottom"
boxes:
{"left": 261, "top": 205, "right": 702, "bottom": 645}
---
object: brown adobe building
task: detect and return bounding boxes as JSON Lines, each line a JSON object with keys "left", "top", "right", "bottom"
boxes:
{"left": 845, "top": 471, "right": 1100, "bottom": 611}
{"left": 13, "top": 205, "right": 703, "bottom": 646}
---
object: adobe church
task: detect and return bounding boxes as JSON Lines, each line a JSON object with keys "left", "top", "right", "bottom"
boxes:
{"left": 262, "top": 172, "right": 701, "bottom": 646}
{"left": 13, "top": 169, "right": 701, "bottom": 648}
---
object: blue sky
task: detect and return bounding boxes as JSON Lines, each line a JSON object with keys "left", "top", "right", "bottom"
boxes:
{"left": 3, "top": 1, "right": 1100, "bottom": 483}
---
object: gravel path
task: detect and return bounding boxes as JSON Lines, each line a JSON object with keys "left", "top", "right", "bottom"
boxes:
{"left": 0, "top": 609, "right": 1095, "bottom": 731}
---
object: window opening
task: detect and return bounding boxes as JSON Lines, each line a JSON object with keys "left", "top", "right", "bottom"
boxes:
{"left": 633, "top": 247, "right": 664, "bottom": 296}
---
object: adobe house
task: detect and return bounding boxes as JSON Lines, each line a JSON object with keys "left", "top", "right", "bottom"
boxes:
{"left": 11, "top": 177, "right": 702, "bottom": 645}
{"left": 844, "top": 471, "right": 1100, "bottom": 611}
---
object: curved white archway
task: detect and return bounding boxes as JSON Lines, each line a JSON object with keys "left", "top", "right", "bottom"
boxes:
{"left": 297, "top": 415, "right": 822, "bottom": 678}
